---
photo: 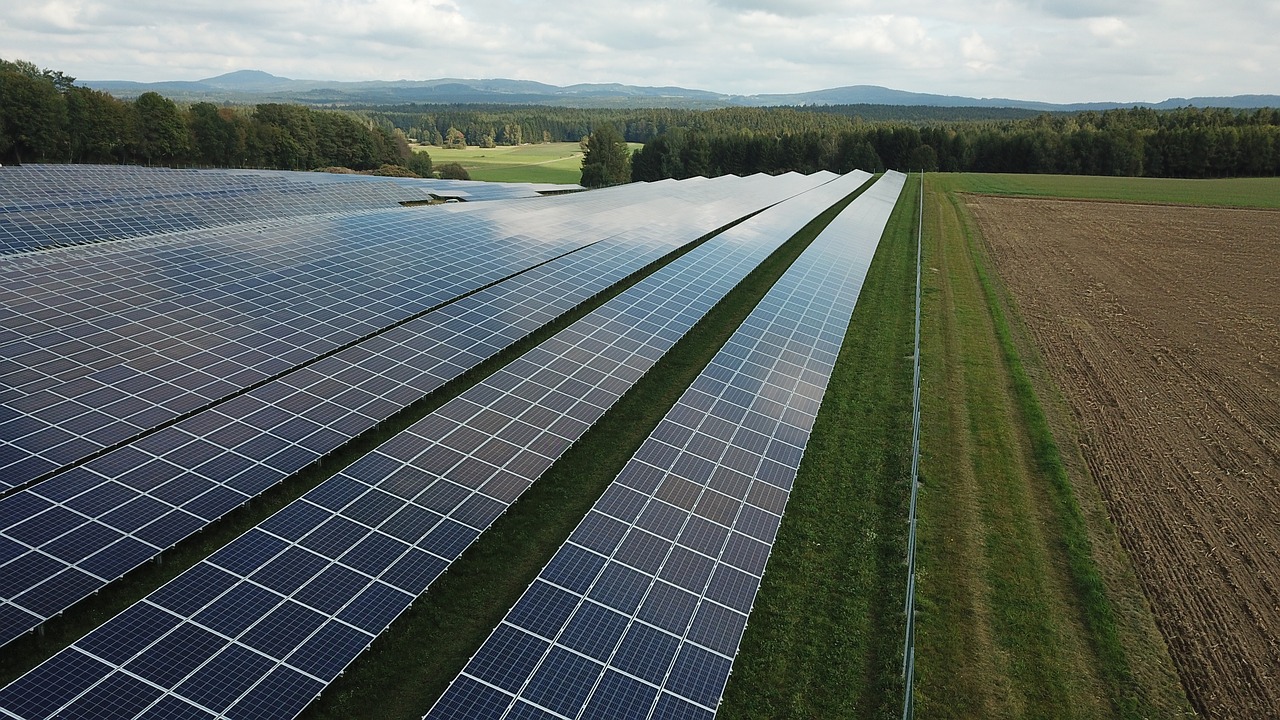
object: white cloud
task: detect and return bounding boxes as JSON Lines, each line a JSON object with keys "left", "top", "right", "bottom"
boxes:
{"left": 961, "top": 31, "right": 998, "bottom": 73}
{"left": 0, "top": 0, "right": 1276, "bottom": 103}
{"left": 1087, "top": 16, "right": 1136, "bottom": 46}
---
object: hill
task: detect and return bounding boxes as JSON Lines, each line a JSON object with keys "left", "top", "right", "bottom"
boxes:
{"left": 83, "top": 71, "right": 1280, "bottom": 111}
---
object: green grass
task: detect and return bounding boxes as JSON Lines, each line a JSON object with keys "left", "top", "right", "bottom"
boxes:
{"left": 932, "top": 172, "right": 1280, "bottom": 209}
{"left": 913, "top": 175, "right": 1194, "bottom": 718}
{"left": 416, "top": 142, "right": 642, "bottom": 185}
{"left": 718, "top": 175, "right": 919, "bottom": 719}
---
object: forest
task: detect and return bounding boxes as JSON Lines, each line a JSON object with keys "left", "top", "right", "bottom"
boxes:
{"left": 3, "top": 58, "right": 1278, "bottom": 180}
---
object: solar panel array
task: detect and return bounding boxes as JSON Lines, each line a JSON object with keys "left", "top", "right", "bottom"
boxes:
{"left": 0, "top": 164, "right": 576, "bottom": 255}
{"left": 0, "top": 170, "right": 870, "bottom": 720}
{"left": 0, "top": 177, "right": 782, "bottom": 489}
{"left": 0, "top": 171, "right": 831, "bottom": 647}
{"left": 426, "top": 171, "right": 906, "bottom": 720}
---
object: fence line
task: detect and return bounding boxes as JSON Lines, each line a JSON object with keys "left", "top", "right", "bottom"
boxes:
{"left": 902, "top": 170, "right": 924, "bottom": 720}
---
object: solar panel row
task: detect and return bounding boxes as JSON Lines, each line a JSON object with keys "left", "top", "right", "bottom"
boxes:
{"left": 0, "top": 170, "right": 869, "bottom": 720}
{"left": 0, "top": 172, "right": 830, "bottom": 647}
{"left": 426, "top": 171, "right": 906, "bottom": 720}
{"left": 0, "top": 177, "right": 773, "bottom": 488}
{"left": 0, "top": 164, "right": 573, "bottom": 255}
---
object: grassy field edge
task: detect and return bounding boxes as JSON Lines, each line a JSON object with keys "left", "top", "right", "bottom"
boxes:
{"left": 915, "top": 173, "right": 1194, "bottom": 718}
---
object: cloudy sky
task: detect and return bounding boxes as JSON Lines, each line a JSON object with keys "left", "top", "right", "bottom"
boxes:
{"left": 2, "top": 0, "right": 1276, "bottom": 103}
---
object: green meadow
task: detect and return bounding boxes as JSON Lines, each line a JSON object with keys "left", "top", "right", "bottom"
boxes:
{"left": 416, "top": 142, "right": 642, "bottom": 185}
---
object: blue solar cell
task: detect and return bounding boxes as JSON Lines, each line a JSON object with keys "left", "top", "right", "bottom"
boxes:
{"left": 125, "top": 622, "right": 227, "bottom": 687}
{"left": 52, "top": 667, "right": 163, "bottom": 719}
{"left": 424, "top": 676, "right": 511, "bottom": 720}
{"left": 257, "top": 501, "right": 332, "bottom": 542}
{"left": 69, "top": 602, "right": 179, "bottom": 666}
{"left": 419, "top": 519, "right": 479, "bottom": 559}
{"left": 207, "top": 530, "right": 286, "bottom": 575}
{"left": 239, "top": 601, "right": 326, "bottom": 659}
{"left": 79, "top": 536, "right": 161, "bottom": 580}
{"left": 0, "top": 649, "right": 112, "bottom": 719}
{"left": 176, "top": 643, "right": 276, "bottom": 713}
{"left": 38, "top": 522, "right": 122, "bottom": 564}
{"left": 568, "top": 511, "right": 630, "bottom": 555}
{"left": 5, "top": 506, "right": 81, "bottom": 547}
{"left": 136, "top": 695, "right": 218, "bottom": 719}
{"left": 293, "top": 564, "right": 371, "bottom": 615}
{"left": 285, "top": 620, "right": 371, "bottom": 682}
{"left": 250, "top": 546, "right": 329, "bottom": 595}
{"left": 466, "top": 624, "right": 550, "bottom": 693}
{"left": 665, "top": 643, "right": 731, "bottom": 708}
{"left": 133, "top": 509, "right": 207, "bottom": 549}
{"left": 339, "top": 532, "right": 409, "bottom": 577}
{"left": 507, "top": 581, "right": 579, "bottom": 639}
{"left": 560, "top": 602, "right": 630, "bottom": 661}
{"left": 335, "top": 581, "right": 412, "bottom": 634}
{"left": 378, "top": 504, "right": 442, "bottom": 545}
{"left": 581, "top": 669, "right": 659, "bottom": 720}
{"left": 521, "top": 646, "right": 602, "bottom": 718}
{"left": 13, "top": 567, "right": 101, "bottom": 616}
{"left": 541, "top": 544, "right": 606, "bottom": 596}
{"left": 298, "top": 515, "right": 370, "bottom": 559}
{"left": 381, "top": 549, "right": 447, "bottom": 595}
{"left": 226, "top": 665, "right": 324, "bottom": 720}
{"left": 651, "top": 692, "right": 715, "bottom": 720}
{"left": 192, "top": 582, "right": 281, "bottom": 637}
{"left": 587, "top": 563, "right": 651, "bottom": 615}
{"left": 149, "top": 563, "right": 240, "bottom": 616}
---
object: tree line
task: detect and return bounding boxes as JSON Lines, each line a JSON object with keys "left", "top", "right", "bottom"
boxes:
{"left": 630, "top": 108, "right": 1280, "bottom": 180}
{"left": 5, "top": 57, "right": 1278, "bottom": 181}
{"left": 1, "top": 59, "right": 431, "bottom": 175}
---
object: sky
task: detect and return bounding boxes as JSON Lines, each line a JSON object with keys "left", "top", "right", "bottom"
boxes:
{"left": 1, "top": 0, "right": 1277, "bottom": 104}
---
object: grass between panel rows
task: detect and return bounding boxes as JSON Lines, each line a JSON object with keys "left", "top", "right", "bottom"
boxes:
{"left": 717, "top": 175, "right": 920, "bottom": 719}
{"left": 300, "top": 180, "right": 876, "bottom": 719}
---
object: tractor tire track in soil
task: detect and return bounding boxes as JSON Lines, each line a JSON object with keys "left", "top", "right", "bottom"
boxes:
{"left": 967, "top": 197, "right": 1279, "bottom": 719}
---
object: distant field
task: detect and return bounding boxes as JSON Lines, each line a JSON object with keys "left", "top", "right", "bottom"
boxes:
{"left": 415, "top": 142, "right": 643, "bottom": 185}
{"left": 932, "top": 172, "right": 1280, "bottom": 209}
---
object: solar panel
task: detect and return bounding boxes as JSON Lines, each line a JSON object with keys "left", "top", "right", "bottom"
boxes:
{"left": 0, "top": 172, "right": 827, "bottom": 647}
{"left": 0, "top": 164, "right": 578, "bottom": 255}
{"left": 0, "top": 171, "right": 871, "bottom": 720}
{"left": 426, "top": 171, "right": 906, "bottom": 720}
{"left": 0, "top": 175, "right": 791, "bottom": 489}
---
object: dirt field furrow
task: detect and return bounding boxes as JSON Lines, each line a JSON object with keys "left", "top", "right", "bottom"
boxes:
{"left": 969, "top": 197, "right": 1280, "bottom": 719}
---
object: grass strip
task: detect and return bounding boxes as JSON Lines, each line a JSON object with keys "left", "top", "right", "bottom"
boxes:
{"left": 960, "top": 191, "right": 1149, "bottom": 718}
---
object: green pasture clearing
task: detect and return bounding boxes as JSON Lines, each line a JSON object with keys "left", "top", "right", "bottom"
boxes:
{"left": 416, "top": 141, "right": 642, "bottom": 185}
{"left": 932, "top": 172, "right": 1280, "bottom": 209}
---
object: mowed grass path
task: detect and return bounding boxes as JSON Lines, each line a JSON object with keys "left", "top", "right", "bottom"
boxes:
{"left": 415, "top": 142, "right": 642, "bottom": 185}
{"left": 914, "top": 173, "right": 1200, "bottom": 718}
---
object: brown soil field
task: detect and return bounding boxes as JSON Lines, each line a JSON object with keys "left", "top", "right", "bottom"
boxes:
{"left": 968, "top": 197, "right": 1280, "bottom": 719}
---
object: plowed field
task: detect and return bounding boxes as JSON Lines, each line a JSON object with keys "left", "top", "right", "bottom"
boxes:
{"left": 968, "top": 197, "right": 1280, "bottom": 719}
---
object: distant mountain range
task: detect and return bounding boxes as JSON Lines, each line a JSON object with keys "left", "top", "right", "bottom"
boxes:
{"left": 84, "top": 69, "right": 1280, "bottom": 111}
